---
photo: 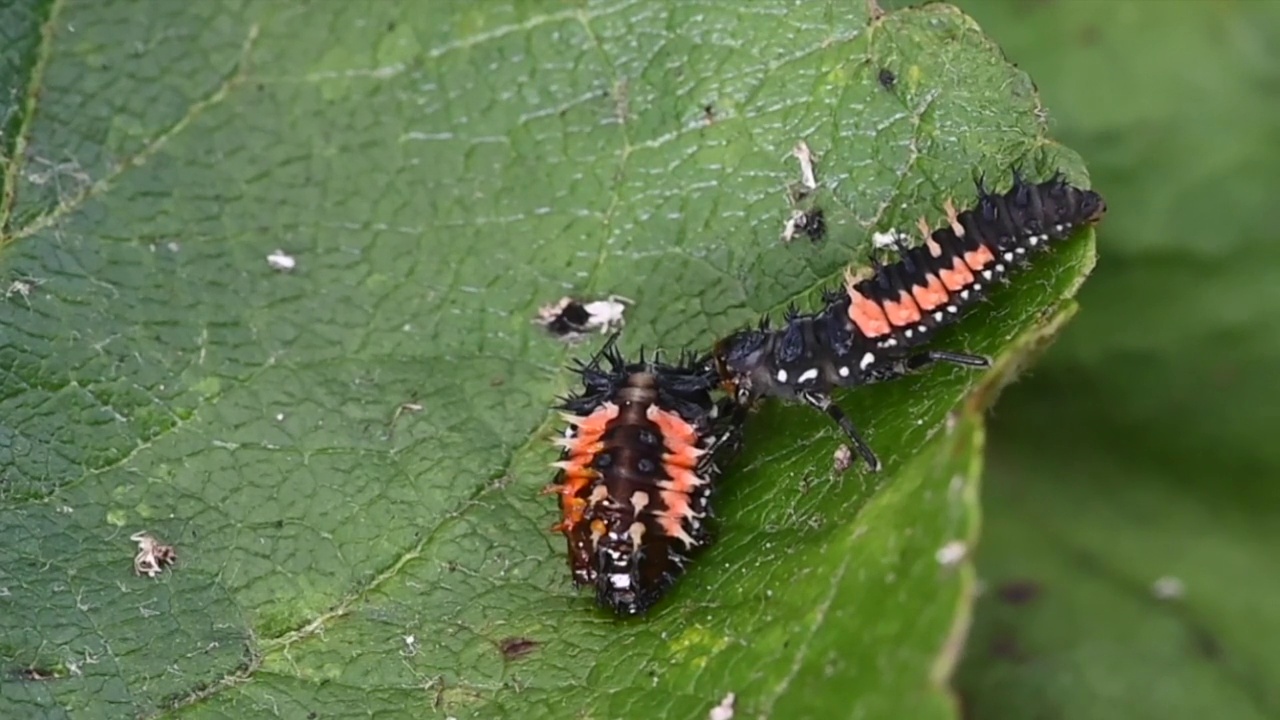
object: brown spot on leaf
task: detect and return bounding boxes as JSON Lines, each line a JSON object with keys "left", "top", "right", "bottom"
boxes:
{"left": 499, "top": 636, "right": 539, "bottom": 661}
{"left": 996, "top": 579, "right": 1042, "bottom": 606}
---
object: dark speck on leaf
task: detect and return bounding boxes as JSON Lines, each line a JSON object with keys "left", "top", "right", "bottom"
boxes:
{"left": 996, "top": 579, "right": 1042, "bottom": 605}
{"left": 500, "top": 637, "right": 539, "bottom": 660}
{"left": 796, "top": 208, "right": 826, "bottom": 242}
{"left": 989, "top": 630, "right": 1030, "bottom": 663}
{"left": 878, "top": 68, "right": 896, "bottom": 89}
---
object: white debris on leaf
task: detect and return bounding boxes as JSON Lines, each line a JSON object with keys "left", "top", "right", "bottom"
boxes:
{"left": 791, "top": 140, "right": 818, "bottom": 190}
{"left": 871, "top": 228, "right": 908, "bottom": 249}
{"left": 832, "top": 444, "right": 853, "bottom": 472}
{"left": 266, "top": 249, "right": 297, "bottom": 271}
{"left": 709, "top": 692, "right": 736, "bottom": 720}
{"left": 780, "top": 209, "right": 807, "bottom": 243}
{"left": 935, "top": 540, "right": 968, "bottom": 567}
{"left": 131, "top": 531, "right": 177, "bottom": 578}
{"left": 1152, "top": 575, "right": 1185, "bottom": 601}
{"left": 535, "top": 295, "right": 633, "bottom": 340}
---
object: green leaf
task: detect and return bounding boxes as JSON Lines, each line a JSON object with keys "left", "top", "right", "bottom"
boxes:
{"left": 0, "top": 2, "right": 1096, "bottom": 718}
{"left": 954, "top": 1, "right": 1280, "bottom": 719}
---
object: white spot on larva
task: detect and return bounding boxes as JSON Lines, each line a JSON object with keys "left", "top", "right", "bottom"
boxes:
{"left": 935, "top": 540, "right": 967, "bottom": 567}
{"left": 1028, "top": 236, "right": 1040, "bottom": 247}
{"left": 609, "top": 574, "right": 632, "bottom": 589}
{"left": 1152, "top": 576, "right": 1185, "bottom": 601}
{"left": 995, "top": 264, "right": 1006, "bottom": 273}
{"left": 972, "top": 283, "right": 984, "bottom": 291}
{"left": 883, "top": 338, "right": 898, "bottom": 347}
{"left": 1055, "top": 223, "right": 1065, "bottom": 232}
{"left": 776, "top": 368, "right": 789, "bottom": 383}
{"left": 982, "top": 270, "right": 993, "bottom": 280}
{"left": 933, "top": 311, "right": 945, "bottom": 322}
{"left": 1003, "top": 251, "right": 1015, "bottom": 261}
{"left": 628, "top": 521, "right": 646, "bottom": 548}
{"left": 797, "top": 368, "right": 819, "bottom": 383}
{"left": 631, "top": 491, "right": 650, "bottom": 512}
{"left": 947, "top": 305, "right": 958, "bottom": 313}
{"left": 1016, "top": 247, "right": 1027, "bottom": 255}
{"left": 859, "top": 352, "right": 875, "bottom": 370}
{"left": 589, "top": 485, "right": 609, "bottom": 504}
{"left": 709, "top": 692, "right": 736, "bottom": 720}
{"left": 904, "top": 329, "right": 914, "bottom": 339}
{"left": 266, "top": 249, "right": 296, "bottom": 271}
{"left": 838, "top": 365, "right": 850, "bottom": 377}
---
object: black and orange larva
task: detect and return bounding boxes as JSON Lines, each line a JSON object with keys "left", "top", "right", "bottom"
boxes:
{"left": 545, "top": 336, "right": 744, "bottom": 616}
{"left": 713, "top": 170, "right": 1107, "bottom": 470}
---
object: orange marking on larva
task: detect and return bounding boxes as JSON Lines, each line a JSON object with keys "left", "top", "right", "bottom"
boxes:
{"left": 882, "top": 290, "right": 923, "bottom": 327}
{"left": 574, "top": 403, "right": 619, "bottom": 436}
{"left": 562, "top": 439, "right": 604, "bottom": 461}
{"left": 926, "top": 237, "right": 943, "bottom": 257}
{"left": 662, "top": 444, "right": 702, "bottom": 469}
{"left": 559, "top": 495, "right": 588, "bottom": 527}
{"left": 844, "top": 266, "right": 891, "bottom": 336}
{"left": 943, "top": 198, "right": 964, "bottom": 236}
{"left": 663, "top": 466, "right": 705, "bottom": 492}
{"left": 963, "top": 244, "right": 996, "bottom": 271}
{"left": 911, "top": 273, "right": 950, "bottom": 311}
{"left": 938, "top": 255, "right": 975, "bottom": 291}
{"left": 590, "top": 519, "right": 607, "bottom": 539}
{"left": 645, "top": 406, "right": 697, "bottom": 446}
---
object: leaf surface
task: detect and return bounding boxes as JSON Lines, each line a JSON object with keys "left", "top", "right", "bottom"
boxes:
{"left": 954, "top": 1, "right": 1280, "bottom": 719}
{"left": 0, "top": 2, "right": 1095, "bottom": 718}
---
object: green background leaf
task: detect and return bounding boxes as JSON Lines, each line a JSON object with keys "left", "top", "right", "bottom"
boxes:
{"left": 1, "top": 1, "right": 1099, "bottom": 718}
{"left": 944, "top": 1, "right": 1280, "bottom": 719}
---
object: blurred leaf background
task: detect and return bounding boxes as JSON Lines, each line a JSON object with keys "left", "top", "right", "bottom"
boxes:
{"left": 941, "top": 1, "right": 1280, "bottom": 718}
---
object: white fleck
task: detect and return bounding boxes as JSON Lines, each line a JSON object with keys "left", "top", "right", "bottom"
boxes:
{"left": 837, "top": 365, "right": 850, "bottom": 377}
{"left": 935, "top": 540, "right": 967, "bottom": 567}
{"left": 797, "top": 368, "right": 819, "bottom": 383}
{"left": 266, "top": 249, "right": 296, "bottom": 271}
{"left": 959, "top": 290, "right": 970, "bottom": 300}
{"left": 872, "top": 228, "right": 907, "bottom": 249}
{"left": 947, "top": 305, "right": 958, "bottom": 313}
{"left": 56, "top": 505, "right": 73, "bottom": 514}
{"left": 972, "top": 283, "right": 983, "bottom": 291}
{"left": 1015, "top": 247, "right": 1027, "bottom": 255}
{"left": 904, "top": 329, "right": 914, "bottom": 339}
{"left": 780, "top": 209, "right": 805, "bottom": 243}
{"left": 933, "top": 311, "right": 945, "bottom": 322}
{"left": 792, "top": 140, "right": 818, "bottom": 190}
{"left": 1152, "top": 575, "right": 1185, "bottom": 601}
{"left": 832, "top": 445, "right": 852, "bottom": 472}
{"left": 995, "top": 264, "right": 1006, "bottom": 273}
{"left": 275, "top": 412, "right": 285, "bottom": 422}
{"left": 981, "top": 270, "right": 993, "bottom": 280}
{"left": 167, "top": 241, "right": 180, "bottom": 252}
{"left": 1003, "top": 251, "right": 1015, "bottom": 261}
{"left": 709, "top": 691, "right": 736, "bottom": 720}
{"left": 581, "top": 296, "right": 632, "bottom": 333}
{"left": 609, "top": 574, "right": 632, "bottom": 589}
{"left": 401, "top": 634, "right": 419, "bottom": 657}
{"left": 776, "top": 368, "right": 788, "bottom": 383}
{"left": 859, "top": 352, "right": 876, "bottom": 370}
{"left": 130, "top": 531, "right": 176, "bottom": 578}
